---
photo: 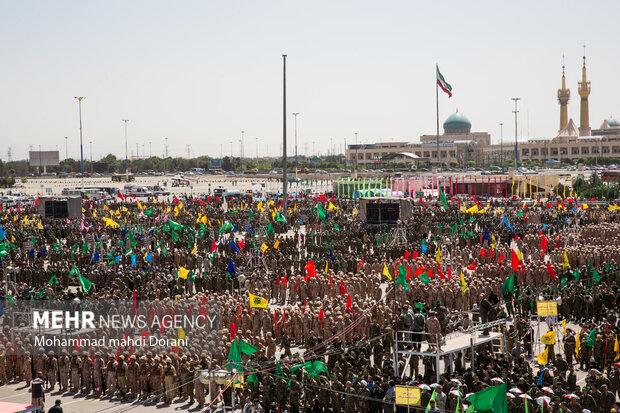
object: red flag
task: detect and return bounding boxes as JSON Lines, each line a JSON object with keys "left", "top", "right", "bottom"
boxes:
{"left": 239, "top": 240, "right": 244, "bottom": 250}
{"left": 329, "top": 273, "right": 333, "bottom": 289}
{"left": 406, "top": 266, "right": 412, "bottom": 280}
{"left": 173, "top": 197, "right": 180, "bottom": 204}
{"left": 428, "top": 267, "right": 434, "bottom": 277}
{"left": 346, "top": 294, "right": 353, "bottom": 313}
{"left": 556, "top": 234, "right": 561, "bottom": 249}
{"left": 438, "top": 266, "right": 446, "bottom": 279}
{"left": 412, "top": 251, "right": 419, "bottom": 260}
{"left": 339, "top": 280, "right": 347, "bottom": 296}
{"left": 230, "top": 321, "right": 237, "bottom": 339}
{"left": 479, "top": 249, "right": 487, "bottom": 257}
{"left": 117, "top": 190, "right": 125, "bottom": 200}
{"left": 447, "top": 267, "right": 453, "bottom": 279}
{"left": 304, "top": 261, "right": 317, "bottom": 280}
{"left": 318, "top": 308, "right": 324, "bottom": 321}
{"left": 210, "top": 240, "right": 217, "bottom": 253}
{"left": 141, "top": 331, "right": 151, "bottom": 344}
{"left": 511, "top": 249, "right": 520, "bottom": 271}
{"left": 404, "top": 251, "right": 411, "bottom": 260}
{"left": 546, "top": 261, "right": 557, "bottom": 278}
{"left": 283, "top": 274, "right": 288, "bottom": 287}
{"left": 540, "top": 235, "right": 548, "bottom": 256}
{"left": 590, "top": 197, "right": 596, "bottom": 202}
{"left": 295, "top": 278, "right": 298, "bottom": 292}
{"left": 467, "top": 261, "right": 476, "bottom": 271}
{"left": 132, "top": 286, "right": 137, "bottom": 316}
{"left": 497, "top": 252, "right": 505, "bottom": 263}
{"left": 358, "top": 260, "right": 364, "bottom": 268}
{"left": 320, "top": 194, "right": 327, "bottom": 202}
{"left": 414, "top": 266, "right": 424, "bottom": 277}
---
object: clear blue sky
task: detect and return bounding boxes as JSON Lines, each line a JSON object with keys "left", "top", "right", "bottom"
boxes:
{"left": 1, "top": 0, "right": 619, "bottom": 161}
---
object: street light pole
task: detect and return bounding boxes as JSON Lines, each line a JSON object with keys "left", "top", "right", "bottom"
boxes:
{"left": 293, "top": 112, "right": 299, "bottom": 179}
{"left": 89, "top": 140, "right": 92, "bottom": 173}
{"left": 241, "top": 130, "right": 245, "bottom": 169}
{"left": 282, "top": 54, "right": 288, "bottom": 214}
{"left": 74, "top": 96, "right": 86, "bottom": 189}
{"left": 512, "top": 98, "right": 520, "bottom": 171}
{"left": 64, "top": 137, "right": 68, "bottom": 160}
{"left": 122, "top": 120, "right": 129, "bottom": 180}
{"left": 499, "top": 122, "right": 503, "bottom": 169}
{"left": 355, "top": 132, "right": 358, "bottom": 170}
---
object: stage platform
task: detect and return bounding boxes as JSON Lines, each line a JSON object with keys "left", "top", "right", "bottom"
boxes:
{"left": 393, "top": 319, "right": 507, "bottom": 379}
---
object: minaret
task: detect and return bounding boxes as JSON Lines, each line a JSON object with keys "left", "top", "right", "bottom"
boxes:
{"left": 578, "top": 46, "right": 591, "bottom": 136}
{"left": 557, "top": 56, "right": 570, "bottom": 131}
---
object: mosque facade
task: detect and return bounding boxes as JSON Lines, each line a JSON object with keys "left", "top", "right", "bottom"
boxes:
{"left": 347, "top": 54, "right": 620, "bottom": 166}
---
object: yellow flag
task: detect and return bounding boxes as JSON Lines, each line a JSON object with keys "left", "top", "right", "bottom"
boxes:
{"left": 174, "top": 206, "right": 179, "bottom": 217}
{"left": 178, "top": 327, "right": 186, "bottom": 341}
{"left": 328, "top": 201, "right": 338, "bottom": 211}
{"left": 562, "top": 251, "right": 570, "bottom": 269}
{"left": 201, "top": 215, "right": 207, "bottom": 225}
{"left": 37, "top": 221, "right": 44, "bottom": 230}
{"left": 561, "top": 319, "right": 567, "bottom": 335}
{"left": 190, "top": 245, "right": 197, "bottom": 255}
{"left": 436, "top": 245, "right": 441, "bottom": 264}
{"left": 575, "top": 332, "right": 581, "bottom": 357}
{"left": 273, "top": 240, "right": 280, "bottom": 249}
{"left": 261, "top": 243, "right": 269, "bottom": 252}
{"left": 137, "top": 200, "right": 142, "bottom": 210}
{"left": 460, "top": 271, "right": 467, "bottom": 294}
{"left": 92, "top": 209, "right": 97, "bottom": 218}
{"left": 537, "top": 346, "right": 549, "bottom": 365}
{"left": 103, "top": 217, "right": 119, "bottom": 228}
{"left": 178, "top": 267, "right": 189, "bottom": 279}
{"left": 614, "top": 335, "right": 620, "bottom": 361}
{"left": 248, "top": 292, "right": 269, "bottom": 308}
{"left": 382, "top": 263, "right": 392, "bottom": 281}
{"left": 541, "top": 330, "right": 556, "bottom": 345}
{"left": 257, "top": 201, "right": 263, "bottom": 211}
{"left": 465, "top": 204, "right": 479, "bottom": 214}
{"left": 491, "top": 235, "right": 497, "bottom": 250}
{"left": 325, "top": 261, "right": 328, "bottom": 274}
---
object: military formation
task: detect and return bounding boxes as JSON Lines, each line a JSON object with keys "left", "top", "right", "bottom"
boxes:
{"left": 2, "top": 181, "right": 620, "bottom": 412}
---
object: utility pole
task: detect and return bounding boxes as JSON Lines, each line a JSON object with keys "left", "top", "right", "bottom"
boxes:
{"left": 122, "top": 120, "right": 130, "bottom": 179}
{"left": 74, "top": 96, "right": 86, "bottom": 188}
{"left": 89, "top": 140, "right": 92, "bottom": 173}
{"left": 282, "top": 54, "right": 288, "bottom": 214}
{"left": 344, "top": 137, "right": 347, "bottom": 169}
{"left": 255, "top": 137, "right": 258, "bottom": 160}
{"left": 149, "top": 141, "right": 152, "bottom": 158}
{"left": 293, "top": 113, "right": 299, "bottom": 179}
{"left": 512, "top": 98, "right": 520, "bottom": 171}
{"left": 241, "top": 130, "right": 245, "bottom": 169}
{"left": 499, "top": 122, "right": 504, "bottom": 169}
{"left": 354, "top": 132, "right": 358, "bottom": 170}
{"left": 164, "top": 137, "right": 168, "bottom": 174}
{"left": 64, "top": 137, "right": 68, "bottom": 160}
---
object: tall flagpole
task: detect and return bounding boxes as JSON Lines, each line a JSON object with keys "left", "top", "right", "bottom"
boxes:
{"left": 436, "top": 65, "right": 440, "bottom": 173}
{"left": 282, "top": 54, "right": 288, "bottom": 214}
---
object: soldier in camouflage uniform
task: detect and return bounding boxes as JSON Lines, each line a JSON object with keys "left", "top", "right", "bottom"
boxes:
{"left": 69, "top": 351, "right": 81, "bottom": 392}
{"left": 59, "top": 349, "right": 69, "bottom": 392}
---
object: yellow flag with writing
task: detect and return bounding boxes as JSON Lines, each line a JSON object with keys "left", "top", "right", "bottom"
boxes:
{"left": 575, "top": 332, "right": 581, "bottom": 357}
{"left": 562, "top": 251, "right": 570, "bottom": 269}
{"left": 261, "top": 243, "right": 269, "bottom": 252}
{"left": 249, "top": 292, "right": 269, "bottom": 309}
{"left": 537, "top": 346, "right": 549, "bottom": 365}
{"left": 541, "top": 330, "right": 556, "bottom": 345}
{"left": 382, "top": 263, "right": 392, "bottom": 281}
{"left": 178, "top": 267, "right": 189, "bottom": 279}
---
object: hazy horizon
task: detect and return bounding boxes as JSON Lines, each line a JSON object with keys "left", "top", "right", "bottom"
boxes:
{"left": 2, "top": 0, "right": 619, "bottom": 162}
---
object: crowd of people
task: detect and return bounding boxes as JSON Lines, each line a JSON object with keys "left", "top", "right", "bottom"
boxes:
{"left": 1, "top": 183, "right": 620, "bottom": 413}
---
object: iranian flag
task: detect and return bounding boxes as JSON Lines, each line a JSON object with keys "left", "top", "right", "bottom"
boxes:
{"left": 436, "top": 65, "right": 452, "bottom": 97}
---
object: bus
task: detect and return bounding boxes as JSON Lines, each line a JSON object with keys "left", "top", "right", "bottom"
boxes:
{"left": 61, "top": 188, "right": 108, "bottom": 200}
{"left": 112, "top": 174, "right": 135, "bottom": 182}
{"left": 600, "top": 171, "right": 620, "bottom": 182}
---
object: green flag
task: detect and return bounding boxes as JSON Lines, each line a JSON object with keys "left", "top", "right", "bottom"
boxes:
{"left": 396, "top": 265, "right": 408, "bottom": 291}
{"left": 414, "top": 301, "right": 426, "bottom": 315}
{"left": 586, "top": 329, "right": 596, "bottom": 346}
{"left": 218, "top": 221, "right": 234, "bottom": 234}
{"left": 226, "top": 337, "right": 244, "bottom": 373}
{"left": 267, "top": 222, "right": 274, "bottom": 235}
{"left": 317, "top": 204, "right": 327, "bottom": 223}
{"left": 69, "top": 265, "right": 80, "bottom": 277}
{"left": 572, "top": 269, "right": 580, "bottom": 280}
{"left": 247, "top": 372, "right": 258, "bottom": 387}
{"left": 78, "top": 273, "right": 94, "bottom": 293}
{"left": 467, "top": 383, "right": 508, "bottom": 413}
{"left": 439, "top": 188, "right": 448, "bottom": 208}
{"left": 144, "top": 207, "right": 154, "bottom": 216}
{"left": 168, "top": 219, "right": 186, "bottom": 231}
{"left": 501, "top": 273, "right": 515, "bottom": 296}
{"left": 275, "top": 212, "right": 286, "bottom": 223}
{"left": 592, "top": 268, "right": 601, "bottom": 283}
{"left": 239, "top": 337, "right": 258, "bottom": 355}
{"left": 48, "top": 275, "right": 59, "bottom": 285}
{"left": 425, "top": 390, "right": 437, "bottom": 413}
{"left": 419, "top": 272, "right": 431, "bottom": 284}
